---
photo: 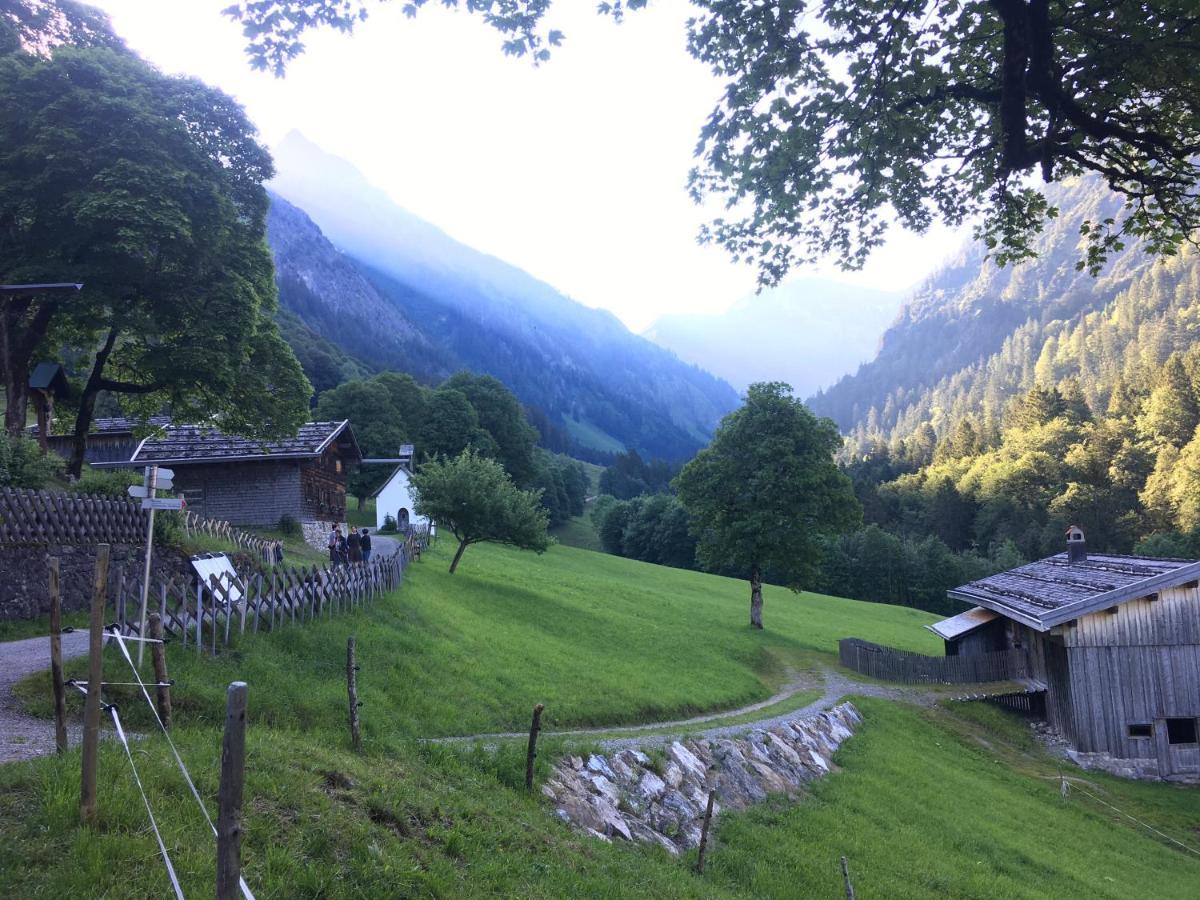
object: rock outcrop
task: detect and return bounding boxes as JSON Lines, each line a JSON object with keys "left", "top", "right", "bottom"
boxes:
{"left": 542, "top": 703, "right": 861, "bottom": 854}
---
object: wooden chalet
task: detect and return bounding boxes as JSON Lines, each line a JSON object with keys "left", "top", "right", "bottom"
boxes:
{"left": 108, "top": 421, "right": 362, "bottom": 527}
{"left": 32, "top": 416, "right": 171, "bottom": 466}
{"left": 934, "top": 527, "right": 1200, "bottom": 779}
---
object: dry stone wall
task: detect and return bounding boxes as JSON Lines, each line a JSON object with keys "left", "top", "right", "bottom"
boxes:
{"left": 542, "top": 703, "right": 861, "bottom": 854}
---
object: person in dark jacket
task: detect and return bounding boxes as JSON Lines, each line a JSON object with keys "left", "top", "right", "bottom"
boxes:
{"left": 335, "top": 529, "right": 348, "bottom": 566}
{"left": 360, "top": 529, "right": 372, "bottom": 562}
{"left": 347, "top": 527, "right": 362, "bottom": 564}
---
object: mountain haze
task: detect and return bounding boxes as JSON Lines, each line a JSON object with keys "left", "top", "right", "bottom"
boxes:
{"left": 644, "top": 278, "right": 902, "bottom": 395}
{"left": 266, "top": 132, "right": 738, "bottom": 461}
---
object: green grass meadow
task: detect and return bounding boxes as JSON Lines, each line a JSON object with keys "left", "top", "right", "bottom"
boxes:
{"left": 2, "top": 541, "right": 1197, "bottom": 897}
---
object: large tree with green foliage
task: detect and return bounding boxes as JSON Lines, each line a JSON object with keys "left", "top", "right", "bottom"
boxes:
{"left": 443, "top": 372, "right": 537, "bottom": 486}
{"left": 411, "top": 449, "right": 550, "bottom": 573}
{"left": 226, "top": 1, "right": 1200, "bottom": 282}
{"left": 0, "top": 43, "right": 310, "bottom": 474}
{"left": 675, "top": 382, "right": 860, "bottom": 629}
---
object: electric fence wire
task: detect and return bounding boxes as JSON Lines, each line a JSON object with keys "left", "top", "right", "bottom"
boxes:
{"left": 109, "top": 704, "right": 186, "bottom": 900}
{"left": 109, "top": 627, "right": 256, "bottom": 900}
{"left": 1058, "top": 775, "right": 1200, "bottom": 858}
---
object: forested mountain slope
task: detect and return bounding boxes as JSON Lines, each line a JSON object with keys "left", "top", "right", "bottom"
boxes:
{"left": 266, "top": 132, "right": 738, "bottom": 461}
{"left": 809, "top": 177, "right": 1164, "bottom": 445}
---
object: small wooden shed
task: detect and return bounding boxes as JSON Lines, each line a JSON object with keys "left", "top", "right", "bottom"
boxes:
{"left": 936, "top": 529, "right": 1200, "bottom": 779}
{"left": 113, "top": 420, "right": 361, "bottom": 527}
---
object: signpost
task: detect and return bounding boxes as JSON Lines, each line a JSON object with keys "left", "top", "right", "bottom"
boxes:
{"left": 134, "top": 467, "right": 177, "bottom": 666}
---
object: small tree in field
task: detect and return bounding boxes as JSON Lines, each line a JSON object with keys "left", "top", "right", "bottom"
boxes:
{"left": 675, "top": 382, "right": 861, "bottom": 630}
{"left": 412, "top": 449, "right": 550, "bottom": 574}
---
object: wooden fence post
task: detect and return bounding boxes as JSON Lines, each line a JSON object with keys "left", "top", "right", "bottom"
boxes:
{"left": 696, "top": 789, "right": 716, "bottom": 873}
{"left": 347, "top": 637, "right": 362, "bottom": 752}
{"left": 841, "top": 856, "right": 856, "bottom": 900}
{"left": 115, "top": 567, "right": 126, "bottom": 635}
{"left": 149, "top": 612, "right": 172, "bottom": 730}
{"left": 48, "top": 558, "right": 68, "bottom": 754}
{"left": 217, "top": 681, "right": 248, "bottom": 900}
{"left": 80, "top": 544, "right": 109, "bottom": 824}
{"left": 525, "top": 703, "right": 544, "bottom": 790}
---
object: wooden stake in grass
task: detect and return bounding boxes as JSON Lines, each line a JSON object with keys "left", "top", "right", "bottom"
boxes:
{"left": 525, "top": 703, "right": 544, "bottom": 790}
{"left": 80, "top": 544, "right": 109, "bottom": 825}
{"left": 48, "top": 557, "right": 68, "bottom": 754}
{"left": 841, "top": 856, "right": 855, "bottom": 900}
{"left": 696, "top": 789, "right": 716, "bottom": 873}
{"left": 346, "top": 636, "right": 362, "bottom": 751}
{"left": 149, "top": 612, "right": 172, "bottom": 730}
{"left": 217, "top": 681, "right": 248, "bottom": 900}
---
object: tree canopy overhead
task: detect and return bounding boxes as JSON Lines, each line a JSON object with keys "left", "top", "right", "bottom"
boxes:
{"left": 226, "top": 1, "right": 1200, "bottom": 283}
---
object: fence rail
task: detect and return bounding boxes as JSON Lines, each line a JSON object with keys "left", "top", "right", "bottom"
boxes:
{"left": 109, "top": 533, "right": 429, "bottom": 652}
{"left": 838, "top": 637, "right": 1030, "bottom": 684}
{"left": 181, "top": 511, "right": 280, "bottom": 566}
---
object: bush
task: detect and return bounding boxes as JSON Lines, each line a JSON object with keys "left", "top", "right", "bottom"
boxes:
{"left": 380, "top": 513, "right": 397, "bottom": 534}
{"left": 73, "top": 467, "right": 141, "bottom": 497}
{"left": 0, "top": 432, "right": 63, "bottom": 488}
{"left": 277, "top": 513, "right": 302, "bottom": 538}
{"left": 153, "top": 509, "right": 184, "bottom": 547}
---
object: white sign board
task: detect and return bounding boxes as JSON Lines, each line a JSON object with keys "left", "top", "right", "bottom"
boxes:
{"left": 128, "top": 484, "right": 149, "bottom": 498}
{"left": 155, "top": 467, "right": 174, "bottom": 481}
{"left": 142, "top": 497, "right": 184, "bottom": 511}
{"left": 190, "top": 554, "right": 244, "bottom": 604}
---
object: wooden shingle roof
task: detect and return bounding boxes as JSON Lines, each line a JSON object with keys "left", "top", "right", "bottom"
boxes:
{"left": 949, "top": 552, "right": 1200, "bottom": 631}
{"left": 130, "top": 421, "right": 359, "bottom": 465}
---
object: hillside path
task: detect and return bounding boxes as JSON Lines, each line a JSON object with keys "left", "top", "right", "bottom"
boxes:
{"left": 429, "top": 668, "right": 934, "bottom": 750}
{"left": 0, "top": 631, "right": 92, "bottom": 764}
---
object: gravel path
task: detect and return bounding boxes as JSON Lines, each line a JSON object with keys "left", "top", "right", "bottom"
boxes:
{"left": 428, "top": 669, "right": 935, "bottom": 751}
{"left": 0, "top": 631, "right": 93, "bottom": 764}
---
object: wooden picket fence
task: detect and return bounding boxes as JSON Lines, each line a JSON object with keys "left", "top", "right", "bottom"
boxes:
{"left": 838, "top": 637, "right": 1030, "bottom": 684}
{"left": 111, "top": 534, "right": 428, "bottom": 652}
{"left": 181, "top": 510, "right": 280, "bottom": 566}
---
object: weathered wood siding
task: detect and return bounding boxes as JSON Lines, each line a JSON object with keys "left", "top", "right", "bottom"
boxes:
{"left": 300, "top": 447, "right": 349, "bottom": 522}
{"left": 173, "top": 461, "right": 303, "bottom": 527}
{"left": 1057, "top": 585, "right": 1200, "bottom": 773}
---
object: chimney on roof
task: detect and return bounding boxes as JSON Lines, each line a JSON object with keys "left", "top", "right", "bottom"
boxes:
{"left": 1066, "top": 525, "right": 1087, "bottom": 564}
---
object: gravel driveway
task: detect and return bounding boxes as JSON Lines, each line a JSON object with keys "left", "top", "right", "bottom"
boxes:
{"left": 0, "top": 631, "right": 93, "bottom": 764}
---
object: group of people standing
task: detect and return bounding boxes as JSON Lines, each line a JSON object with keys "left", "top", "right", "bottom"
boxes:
{"left": 327, "top": 525, "right": 373, "bottom": 566}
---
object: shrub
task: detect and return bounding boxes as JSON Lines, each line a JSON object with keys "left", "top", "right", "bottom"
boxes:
{"left": 153, "top": 509, "right": 184, "bottom": 547}
{"left": 0, "top": 433, "right": 63, "bottom": 488}
{"left": 73, "top": 467, "right": 141, "bottom": 497}
{"left": 277, "top": 513, "right": 302, "bottom": 538}
{"left": 381, "top": 513, "right": 397, "bottom": 533}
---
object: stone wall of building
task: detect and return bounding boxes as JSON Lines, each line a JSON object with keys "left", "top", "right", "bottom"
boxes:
{"left": 543, "top": 703, "right": 860, "bottom": 854}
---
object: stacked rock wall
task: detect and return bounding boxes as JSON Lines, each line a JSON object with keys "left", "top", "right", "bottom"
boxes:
{"left": 542, "top": 703, "right": 861, "bottom": 854}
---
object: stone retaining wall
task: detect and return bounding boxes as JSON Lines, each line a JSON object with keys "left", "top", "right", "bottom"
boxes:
{"left": 542, "top": 703, "right": 860, "bottom": 854}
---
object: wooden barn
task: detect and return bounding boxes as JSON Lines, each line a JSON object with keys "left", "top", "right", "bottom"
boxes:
{"left": 107, "top": 421, "right": 362, "bottom": 528}
{"left": 32, "top": 416, "right": 171, "bottom": 466}
{"left": 934, "top": 528, "right": 1200, "bottom": 779}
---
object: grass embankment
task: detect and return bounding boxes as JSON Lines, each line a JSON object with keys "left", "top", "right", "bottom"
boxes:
{"left": 3, "top": 542, "right": 1196, "bottom": 897}
{"left": 20, "top": 541, "right": 940, "bottom": 739}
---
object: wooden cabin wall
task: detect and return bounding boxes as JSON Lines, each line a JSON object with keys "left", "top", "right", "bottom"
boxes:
{"left": 300, "top": 447, "right": 348, "bottom": 522}
{"left": 1062, "top": 585, "right": 1200, "bottom": 765}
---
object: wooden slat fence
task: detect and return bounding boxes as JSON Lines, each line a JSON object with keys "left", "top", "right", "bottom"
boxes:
{"left": 110, "top": 533, "right": 429, "bottom": 653}
{"left": 182, "top": 510, "right": 281, "bottom": 566}
{"left": 838, "top": 637, "right": 1030, "bottom": 684}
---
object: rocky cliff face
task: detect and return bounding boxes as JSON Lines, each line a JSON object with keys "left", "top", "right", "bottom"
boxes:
{"left": 542, "top": 703, "right": 860, "bottom": 854}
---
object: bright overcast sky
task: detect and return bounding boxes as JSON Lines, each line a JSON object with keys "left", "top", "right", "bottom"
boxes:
{"left": 89, "top": 0, "right": 962, "bottom": 332}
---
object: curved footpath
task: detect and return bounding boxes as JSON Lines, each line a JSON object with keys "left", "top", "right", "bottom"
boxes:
{"left": 0, "top": 631, "right": 93, "bottom": 763}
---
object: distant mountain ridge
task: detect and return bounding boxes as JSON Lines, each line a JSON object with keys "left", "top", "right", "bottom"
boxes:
{"left": 265, "top": 132, "right": 738, "bottom": 461}
{"left": 808, "top": 176, "right": 1169, "bottom": 444}
{"left": 644, "top": 278, "right": 903, "bottom": 395}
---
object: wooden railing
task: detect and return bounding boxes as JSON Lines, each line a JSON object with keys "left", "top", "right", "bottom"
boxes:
{"left": 181, "top": 510, "right": 279, "bottom": 565}
{"left": 110, "top": 533, "right": 430, "bottom": 652}
{"left": 838, "top": 637, "right": 1030, "bottom": 684}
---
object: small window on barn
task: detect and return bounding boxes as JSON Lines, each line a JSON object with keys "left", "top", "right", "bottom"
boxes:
{"left": 1166, "top": 718, "right": 1198, "bottom": 745}
{"left": 335, "top": 459, "right": 343, "bottom": 474}
{"left": 1128, "top": 723, "right": 1153, "bottom": 739}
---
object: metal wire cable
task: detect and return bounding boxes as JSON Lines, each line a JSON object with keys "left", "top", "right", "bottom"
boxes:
{"left": 109, "top": 628, "right": 256, "bottom": 900}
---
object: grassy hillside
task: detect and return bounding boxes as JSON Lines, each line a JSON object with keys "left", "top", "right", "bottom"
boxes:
{"left": 20, "top": 542, "right": 941, "bottom": 740}
{"left": 3, "top": 543, "right": 1196, "bottom": 897}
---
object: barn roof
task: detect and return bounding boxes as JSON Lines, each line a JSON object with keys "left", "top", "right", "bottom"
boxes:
{"left": 926, "top": 606, "right": 999, "bottom": 641}
{"left": 128, "top": 420, "right": 360, "bottom": 465}
{"left": 948, "top": 552, "right": 1200, "bottom": 631}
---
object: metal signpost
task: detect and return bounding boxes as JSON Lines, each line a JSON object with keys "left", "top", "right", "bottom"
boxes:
{"left": 130, "top": 466, "right": 181, "bottom": 665}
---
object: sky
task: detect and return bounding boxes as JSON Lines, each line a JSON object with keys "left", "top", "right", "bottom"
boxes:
{"left": 89, "top": 0, "right": 963, "bottom": 332}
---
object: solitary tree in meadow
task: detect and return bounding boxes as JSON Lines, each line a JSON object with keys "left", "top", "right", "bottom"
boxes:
{"left": 675, "top": 382, "right": 860, "bottom": 630}
{"left": 412, "top": 449, "right": 551, "bottom": 574}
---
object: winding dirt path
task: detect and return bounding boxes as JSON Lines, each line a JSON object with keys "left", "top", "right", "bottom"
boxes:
{"left": 0, "top": 632, "right": 92, "bottom": 763}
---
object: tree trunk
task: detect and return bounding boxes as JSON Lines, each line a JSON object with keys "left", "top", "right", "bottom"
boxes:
{"left": 449, "top": 539, "right": 469, "bottom": 574}
{"left": 66, "top": 327, "right": 118, "bottom": 478}
{"left": 749, "top": 567, "right": 763, "bottom": 630}
{"left": 0, "top": 295, "right": 59, "bottom": 436}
